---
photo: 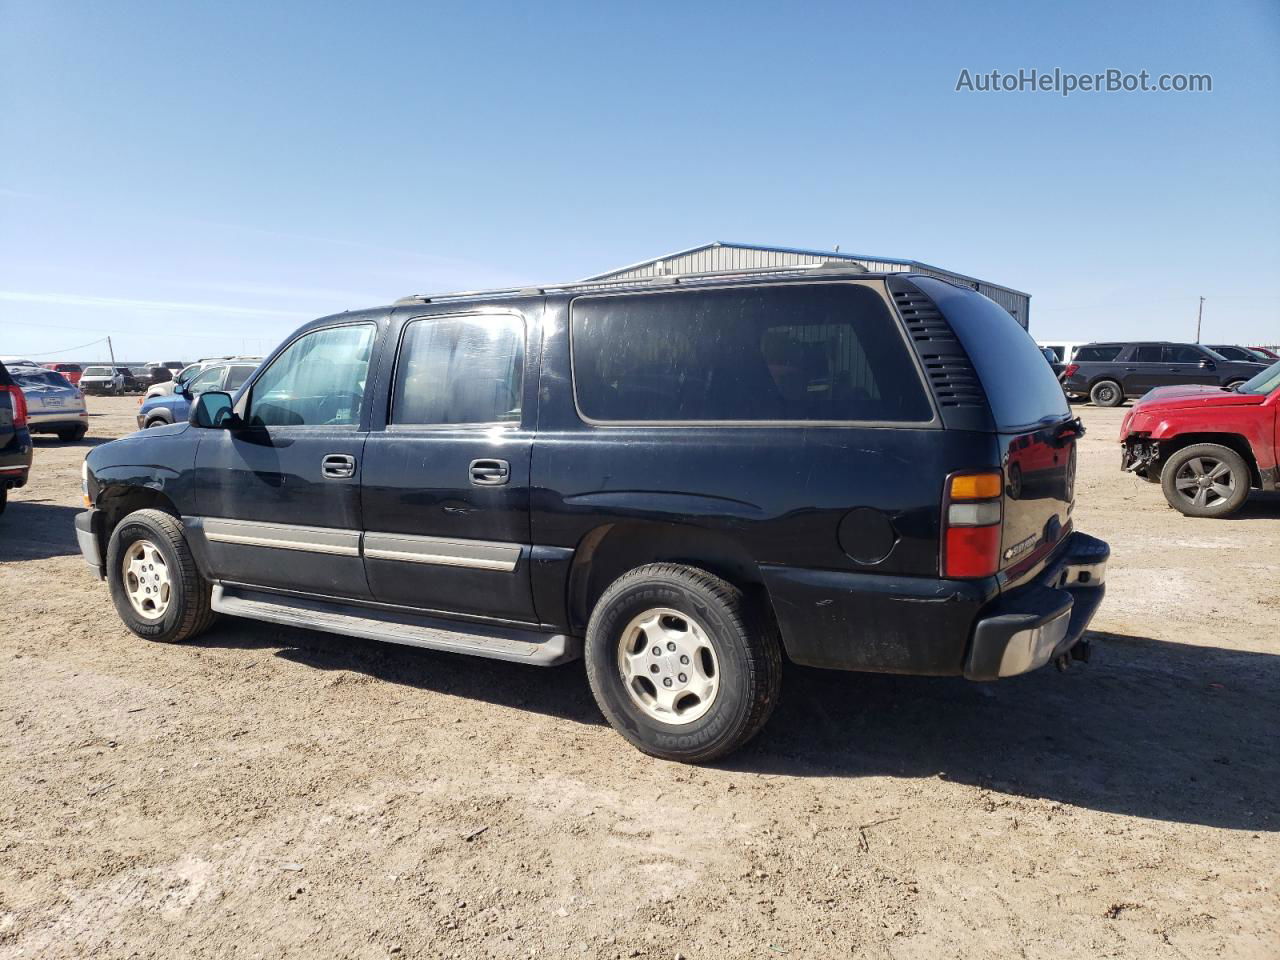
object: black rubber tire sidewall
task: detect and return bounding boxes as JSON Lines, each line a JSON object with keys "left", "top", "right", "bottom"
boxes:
{"left": 1159, "top": 443, "right": 1251, "bottom": 518}
{"left": 1090, "top": 380, "right": 1123, "bottom": 407}
{"left": 106, "top": 510, "right": 210, "bottom": 642}
{"left": 585, "top": 564, "right": 779, "bottom": 763}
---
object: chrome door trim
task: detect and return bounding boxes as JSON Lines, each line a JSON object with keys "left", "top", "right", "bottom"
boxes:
{"left": 362, "top": 531, "right": 521, "bottom": 572}
{"left": 202, "top": 517, "right": 361, "bottom": 557}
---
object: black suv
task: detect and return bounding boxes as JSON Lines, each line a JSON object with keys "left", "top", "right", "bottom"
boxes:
{"left": 0, "top": 360, "right": 34, "bottom": 514}
{"left": 75, "top": 270, "right": 1109, "bottom": 762}
{"left": 1064, "top": 342, "right": 1267, "bottom": 407}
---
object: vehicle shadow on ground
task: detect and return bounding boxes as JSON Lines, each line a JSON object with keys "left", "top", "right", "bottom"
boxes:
{"left": 30, "top": 433, "right": 113, "bottom": 449}
{"left": 1227, "top": 491, "right": 1280, "bottom": 518}
{"left": 192, "top": 619, "right": 605, "bottom": 727}
{"left": 0, "top": 500, "right": 84, "bottom": 559}
{"left": 192, "top": 621, "right": 1277, "bottom": 831}
{"left": 736, "top": 631, "right": 1278, "bottom": 832}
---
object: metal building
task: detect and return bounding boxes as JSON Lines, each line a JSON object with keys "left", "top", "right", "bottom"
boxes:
{"left": 584, "top": 241, "right": 1032, "bottom": 328}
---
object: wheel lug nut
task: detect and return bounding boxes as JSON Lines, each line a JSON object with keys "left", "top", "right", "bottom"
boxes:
{"left": 680, "top": 655, "right": 689, "bottom": 665}
{"left": 678, "top": 673, "right": 687, "bottom": 683}
{"left": 651, "top": 647, "right": 661, "bottom": 657}
{"left": 666, "top": 642, "right": 676, "bottom": 652}
{"left": 663, "top": 678, "right": 672, "bottom": 687}
{"left": 649, "top": 665, "right": 659, "bottom": 674}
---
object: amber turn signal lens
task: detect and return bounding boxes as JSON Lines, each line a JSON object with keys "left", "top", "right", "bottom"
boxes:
{"left": 949, "top": 472, "right": 1002, "bottom": 500}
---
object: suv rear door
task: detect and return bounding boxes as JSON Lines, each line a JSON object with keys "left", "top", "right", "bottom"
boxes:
{"left": 358, "top": 306, "right": 538, "bottom": 623}
{"left": 1123, "top": 344, "right": 1167, "bottom": 395}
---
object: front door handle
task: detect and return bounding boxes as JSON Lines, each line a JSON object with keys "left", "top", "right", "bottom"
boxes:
{"left": 470, "top": 458, "right": 510, "bottom": 486}
{"left": 321, "top": 453, "right": 357, "bottom": 479}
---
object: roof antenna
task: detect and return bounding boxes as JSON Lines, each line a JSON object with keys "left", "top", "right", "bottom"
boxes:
{"left": 834, "top": 244, "right": 840, "bottom": 253}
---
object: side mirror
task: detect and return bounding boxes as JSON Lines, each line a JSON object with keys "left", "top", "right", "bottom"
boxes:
{"left": 190, "top": 391, "right": 238, "bottom": 429}
{"left": 1199, "top": 359, "right": 1215, "bottom": 369}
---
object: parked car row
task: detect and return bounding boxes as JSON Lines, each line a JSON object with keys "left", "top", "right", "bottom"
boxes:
{"left": 137, "top": 358, "right": 261, "bottom": 428}
{"left": 1056, "top": 341, "right": 1269, "bottom": 406}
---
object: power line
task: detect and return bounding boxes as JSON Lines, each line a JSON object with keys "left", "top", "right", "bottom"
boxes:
{"left": 21, "top": 335, "right": 111, "bottom": 356}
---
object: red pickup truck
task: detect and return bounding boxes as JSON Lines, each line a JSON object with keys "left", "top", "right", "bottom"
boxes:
{"left": 1121, "top": 361, "right": 1280, "bottom": 517}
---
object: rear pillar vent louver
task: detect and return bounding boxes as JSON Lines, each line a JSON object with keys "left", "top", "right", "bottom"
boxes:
{"left": 891, "top": 289, "right": 984, "bottom": 408}
{"left": 886, "top": 276, "right": 993, "bottom": 432}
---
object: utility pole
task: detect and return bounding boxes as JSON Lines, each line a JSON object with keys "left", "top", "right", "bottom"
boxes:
{"left": 1195, "top": 297, "right": 1205, "bottom": 343}
{"left": 107, "top": 335, "right": 117, "bottom": 366}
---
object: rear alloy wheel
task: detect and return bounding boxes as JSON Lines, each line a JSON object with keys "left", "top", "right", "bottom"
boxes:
{"left": 585, "top": 563, "right": 781, "bottom": 763}
{"left": 1090, "top": 380, "right": 1123, "bottom": 407}
{"left": 1160, "top": 443, "right": 1251, "bottom": 518}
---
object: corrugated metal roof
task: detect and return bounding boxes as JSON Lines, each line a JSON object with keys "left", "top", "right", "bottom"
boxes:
{"left": 584, "top": 240, "right": 1031, "bottom": 299}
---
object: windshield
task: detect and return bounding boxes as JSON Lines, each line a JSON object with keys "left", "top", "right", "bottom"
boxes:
{"left": 83, "top": 366, "right": 113, "bottom": 376}
{"left": 13, "top": 371, "right": 68, "bottom": 388}
{"left": 1237, "top": 360, "right": 1280, "bottom": 396}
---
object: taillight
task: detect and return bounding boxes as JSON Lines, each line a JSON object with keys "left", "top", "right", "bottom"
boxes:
{"left": 942, "top": 470, "right": 1003, "bottom": 578}
{"left": 6, "top": 385, "right": 27, "bottom": 429}
{"left": 1063, "top": 363, "right": 1079, "bottom": 379}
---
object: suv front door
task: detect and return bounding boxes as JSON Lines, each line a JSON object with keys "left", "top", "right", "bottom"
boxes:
{"left": 1162, "top": 345, "right": 1219, "bottom": 386}
{"left": 191, "top": 322, "right": 380, "bottom": 599}
{"left": 359, "top": 309, "right": 537, "bottom": 623}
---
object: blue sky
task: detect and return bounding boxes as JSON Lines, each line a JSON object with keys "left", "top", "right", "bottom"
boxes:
{"left": 1, "top": 0, "right": 1277, "bottom": 361}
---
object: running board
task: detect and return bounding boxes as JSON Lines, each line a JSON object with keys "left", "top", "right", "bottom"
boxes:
{"left": 210, "top": 584, "right": 581, "bottom": 666}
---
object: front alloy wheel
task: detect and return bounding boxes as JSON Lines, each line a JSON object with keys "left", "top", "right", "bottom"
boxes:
{"left": 1160, "top": 443, "right": 1251, "bottom": 518}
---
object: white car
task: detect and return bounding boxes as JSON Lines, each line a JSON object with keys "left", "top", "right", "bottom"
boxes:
{"left": 79, "top": 365, "right": 125, "bottom": 395}
{"left": 8, "top": 366, "right": 88, "bottom": 441}
{"left": 1036, "top": 340, "right": 1088, "bottom": 364}
{"left": 143, "top": 356, "right": 261, "bottom": 402}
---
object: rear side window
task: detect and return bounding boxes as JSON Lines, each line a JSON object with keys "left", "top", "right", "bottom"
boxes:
{"left": 571, "top": 284, "right": 932, "bottom": 423}
{"left": 1131, "top": 345, "right": 1163, "bottom": 362}
{"left": 909, "top": 277, "right": 1069, "bottom": 431}
{"left": 225, "top": 365, "right": 256, "bottom": 392}
{"left": 1074, "top": 345, "right": 1122, "bottom": 362}
{"left": 392, "top": 314, "right": 524, "bottom": 425}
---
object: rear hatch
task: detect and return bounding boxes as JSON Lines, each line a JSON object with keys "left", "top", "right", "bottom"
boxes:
{"left": 898, "top": 277, "right": 1076, "bottom": 586}
{"left": 12, "top": 368, "right": 83, "bottom": 417}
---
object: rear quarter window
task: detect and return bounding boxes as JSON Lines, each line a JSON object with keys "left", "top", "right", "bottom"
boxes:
{"left": 571, "top": 283, "right": 933, "bottom": 424}
{"left": 908, "top": 277, "right": 1070, "bottom": 431}
{"left": 1073, "top": 345, "right": 1123, "bottom": 362}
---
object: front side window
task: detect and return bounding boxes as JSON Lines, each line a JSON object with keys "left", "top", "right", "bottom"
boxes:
{"left": 571, "top": 284, "right": 932, "bottom": 423}
{"left": 392, "top": 315, "right": 524, "bottom": 426}
{"left": 187, "top": 365, "right": 225, "bottom": 395}
{"left": 248, "top": 323, "right": 375, "bottom": 427}
{"left": 1165, "top": 345, "right": 1205, "bottom": 363}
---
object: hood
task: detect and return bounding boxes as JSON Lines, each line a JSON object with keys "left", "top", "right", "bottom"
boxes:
{"left": 1133, "top": 383, "right": 1266, "bottom": 411}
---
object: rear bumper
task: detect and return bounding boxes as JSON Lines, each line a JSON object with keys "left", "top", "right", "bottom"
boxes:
{"left": 0, "top": 441, "right": 32, "bottom": 488}
{"left": 963, "top": 532, "right": 1109, "bottom": 680}
{"left": 27, "top": 412, "right": 89, "bottom": 433}
{"left": 760, "top": 531, "right": 1108, "bottom": 678}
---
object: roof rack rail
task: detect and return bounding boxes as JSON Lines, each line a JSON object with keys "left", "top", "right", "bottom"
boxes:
{"left": 392, "top": 262, "right": 871, "bottom": 306}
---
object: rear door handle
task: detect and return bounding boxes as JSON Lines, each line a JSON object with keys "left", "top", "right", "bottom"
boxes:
{"left": 321, "top": 453, "right": 357, "bottom": 479}
{"left": 470, "top": 458, "right": 510, "bottom": 486}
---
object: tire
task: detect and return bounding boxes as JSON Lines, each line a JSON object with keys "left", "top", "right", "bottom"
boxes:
{"left": 144, "top": 417, "right": 169, "bottom": 429}
{"left": 105, "top": 508, "right": 216, "bottom": 642}
{"left": 1160, "top": 443, "right": 1251, "bottom": 518}
{"left": 57, "top": 425, "right": 87, "bottom": 442}
{"left": 1225, "top": 379, "right": 1247, "bottom": 391}
{"left": 1089, "top": 380, "right": 1124, "bottom": 407}
{"left": 584, "top": 563, "right": 782, "bottom": 763}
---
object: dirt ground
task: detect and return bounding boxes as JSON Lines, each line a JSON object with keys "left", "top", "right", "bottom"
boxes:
{"left": 0, "top": 396, "right": 1276, "bottom": 960}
